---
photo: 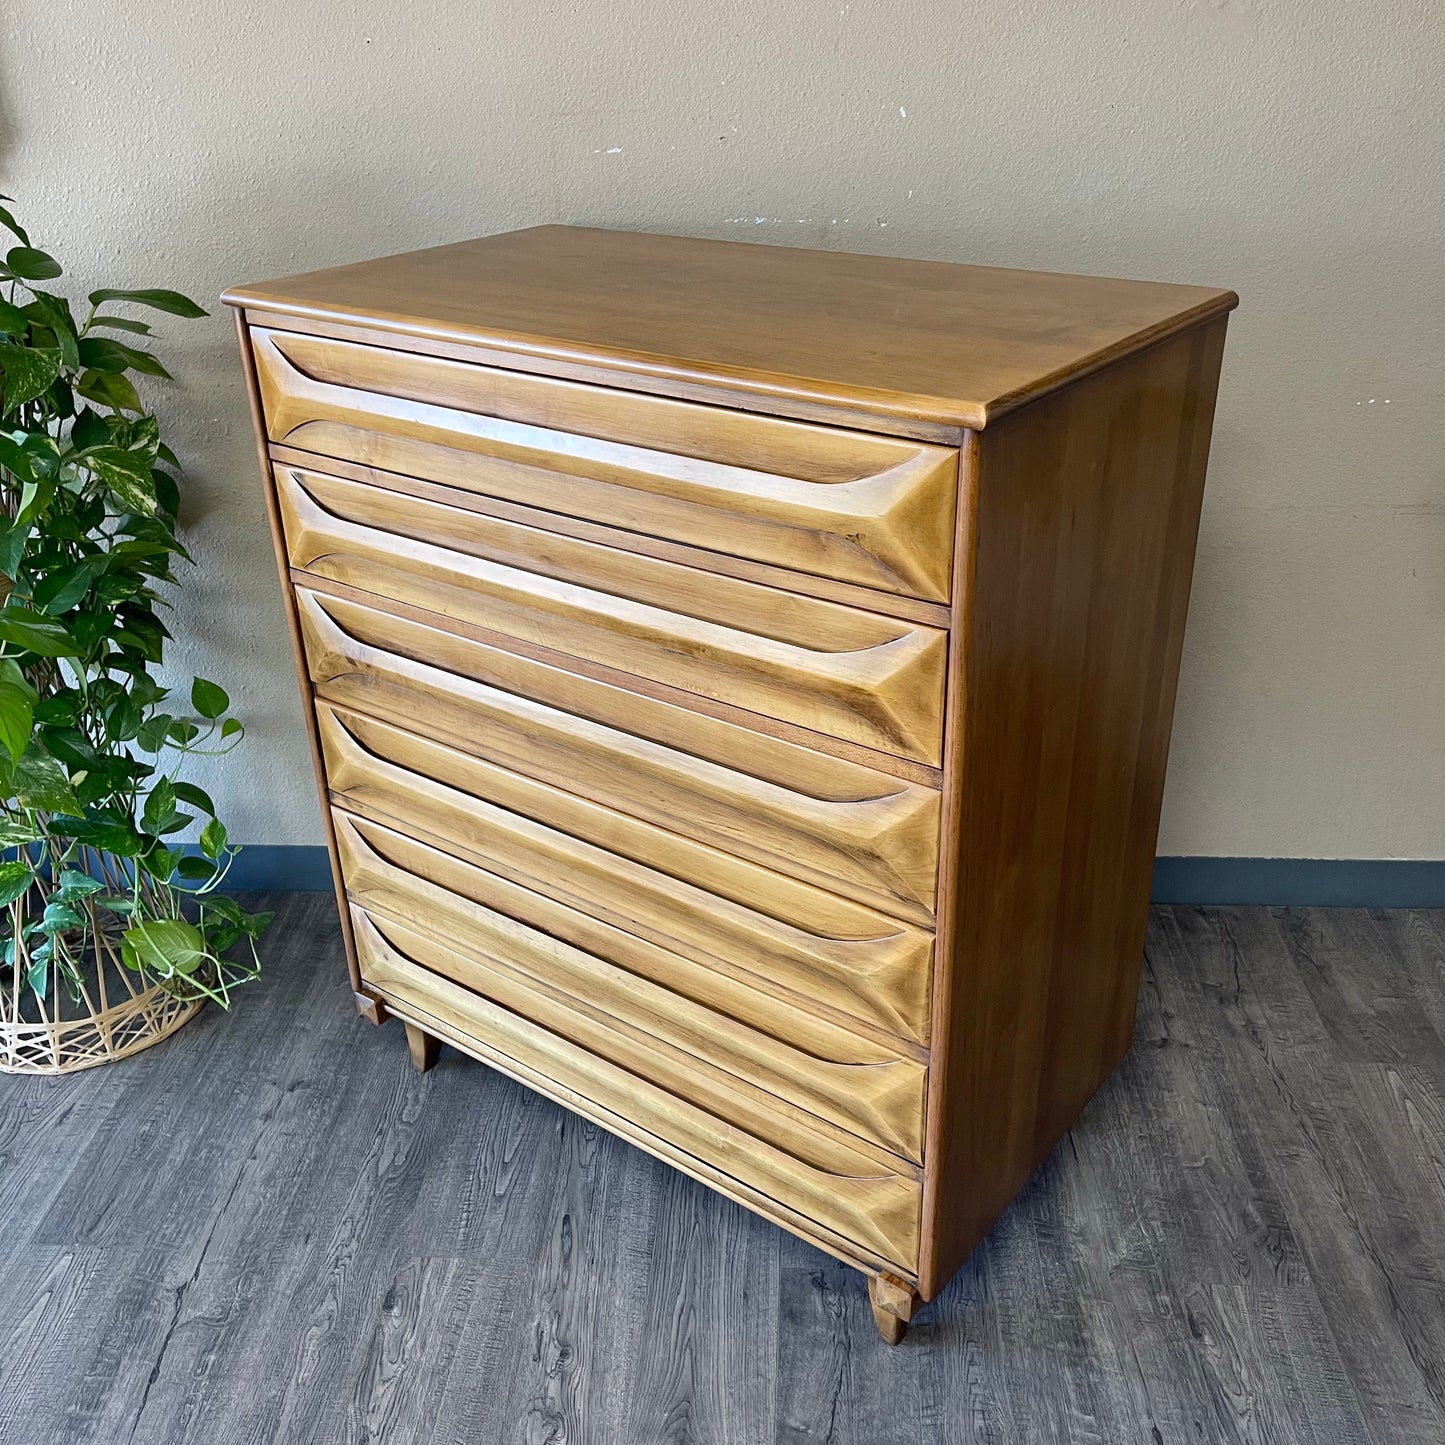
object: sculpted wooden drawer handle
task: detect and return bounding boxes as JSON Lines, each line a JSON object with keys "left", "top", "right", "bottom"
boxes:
{"left": 250, "top": 324, "right": 959, "bottom": 602}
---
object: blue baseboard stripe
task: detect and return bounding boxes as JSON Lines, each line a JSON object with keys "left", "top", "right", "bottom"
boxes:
{"left": 217, "top": 846, "right": 1445, "bottom": 908}
{"left": 215, "top": 845, "right": 337, "bottom": 894}
{"left": 1150, "top": 856, "right": 1444, "bottom": 908}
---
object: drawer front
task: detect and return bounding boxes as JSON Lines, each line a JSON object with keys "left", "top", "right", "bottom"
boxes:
{"left": 336, "top": 812, "right": 926, "bottom": 1160}
{"left": 316, "top": 702, "right": 933, "bottom": 1046}
{"left": 296, "top": 587, "right": 939, "bottom": 924}
{"left": 353, "top": 909, "right": 922, "bottom": 1270}
{"left": 275, "top": 465, "right": 947, "bottom": 766}
{"left": 252, "top": 326, "right": 957, "bottom": 603}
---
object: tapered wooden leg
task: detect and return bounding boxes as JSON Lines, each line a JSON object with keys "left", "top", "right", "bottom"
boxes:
{"left": 867, "top": 1272, "right": 918, "bottom": 1345}
{"left": 404, "top": 1020, "right": 441, "bottom": 1073}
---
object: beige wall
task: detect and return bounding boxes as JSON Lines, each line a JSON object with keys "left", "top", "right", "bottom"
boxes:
{"left": 2, "top": 0, "right": 1440, "bottom": 859}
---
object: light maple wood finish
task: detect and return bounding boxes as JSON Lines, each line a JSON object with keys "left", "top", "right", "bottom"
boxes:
{"left": 251, "top": 326, "right": 959, "bottom": 601}
{"left": 313, "top": 704, "right": 933, "bottom": 1046}
{"left": 273, "top": 464, "right": 947, "bottom": 764}
{"left": 867, "top": 1273, "right": 919, "bottom": 1347}
{"left": 294, "top": 586, "right": 940, "bottom": 924}
{"left": 403, "top": 1019, "right": 439, "bottom": 1073}
{"left": 353, "top": 911, "right": 923, "bottom": 1270}
{"left": 919, "top": 318, "right": 1230, "bottom": 1303}
{"left": 234, "top": 313, "right": 366, "bottom": 1000}
{"left": 334, "top": 812, "right": 926, "bottom": 1159}
{"left": 224, "top": 225, "right": 1236, "bottom": 430}
{"left": 269, "top": 447, "right": 950, "bottom": 627}
{"left": 229, "top": 227, "right": 1234, "bottom": 1344}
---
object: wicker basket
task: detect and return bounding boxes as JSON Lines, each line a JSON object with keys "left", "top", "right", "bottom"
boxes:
{"left": 1, "top": 947, "right": 202, "bottom": 1075}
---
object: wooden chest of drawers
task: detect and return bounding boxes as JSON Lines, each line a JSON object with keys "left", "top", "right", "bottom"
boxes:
{"left": 226, "top": 227, "right": 1234, "bottom": 1342}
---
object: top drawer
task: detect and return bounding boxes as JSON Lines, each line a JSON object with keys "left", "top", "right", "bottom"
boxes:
{"left": 249, "top": 326, "right": 958, "bottom": 603}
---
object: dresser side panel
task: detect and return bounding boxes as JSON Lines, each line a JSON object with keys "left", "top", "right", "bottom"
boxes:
{"left": 919, "top": 318, "right": 1229, "bottom": 1297}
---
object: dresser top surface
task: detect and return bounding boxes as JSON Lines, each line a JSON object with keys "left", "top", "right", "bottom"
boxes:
{"left": 224, "top": 225, "right": 1235, "bottom": 429}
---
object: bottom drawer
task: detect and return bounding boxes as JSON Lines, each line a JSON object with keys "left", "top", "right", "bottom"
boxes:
{"left": 336, "top": 810, "right": 926, "bottom": 1159}
{"left": 353, "top": 910, "right": 922, "bottom": 1273}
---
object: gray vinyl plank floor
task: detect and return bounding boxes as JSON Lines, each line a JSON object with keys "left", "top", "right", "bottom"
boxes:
{"left": 2, "top": 895, "right": 1443, "bottom": 1445}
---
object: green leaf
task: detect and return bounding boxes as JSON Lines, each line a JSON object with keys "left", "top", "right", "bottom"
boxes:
{"left": 0, "top": 343, "right": 63, "bottom": 411}
{"left": 153, "top": 468, "right": 180, "bottom": 518}
{"left": 26, "top": 948, "right": 51, "bottom": 992}
{"left": 94, "top": 338, "right": 171, "bottom": 379}
{"left": 38, "top": 901, "right": 85, "bottom": 934}
{"left": 0, "top": 429, "right": 62, "bottom": 487}
{"left": 90, "top": 316, "right": 152, "bottom": 335}
{"left": 88, "top": 288, "right": 206, "bottom": 319}
{"left": 172, "top": 780, "right": 215, "bottom": 815}
{"left": 15, "top": 478, "right": 55, "bottom": 526}
{"left": 23, "top": 293, "right": 80, "bottom": 369}
{"left": 75, "top": 337, "right": 127, "bottom": 373}
{"left": 0, "top": 297, "right": 28, "bottom": 335}
{"left": 176, "top": 854, "right": 218, "bottom": 881}
{"left": 140, "top": 776, "right": 178, "bottom": 835}
{"left": 5, "top": 246, "right": 62, "bottom": 281}
{"left": 199, "top": 816, "right": 227, "bottom": 859}
{"left": 0, "top": 859, "right": 33, "bottom": 907}
{"left": 137, "top": 843, "right": 178, "bottom": 881}
{"left": 122, "top": 917, "right": 209, "bottom": 977}
{"left": 0, "top": 675, "right": 36, "bottom": 764}
{"left": 54, "top": 869, "right": 104, "bottom": 903}
{"left": 75, "top": 369, "right": 141, "bottom": 414}
{"left": 69, "top": 408, "right": 109, "bottom": 452}
{"left": 47, "top": 376, "right": 73, "bottom": 419}
{"left": 82, "top": 445, "right": 158, "bottom": 514}
{"left": 50, "top": 811, "right": 144, "bottom": 856}
{"left": 220, "top": 717, "right": 243, "bottom": 740}
{"left": 32, "top": 690, "right": 79, "bottom": 726}
{"left": 135, "top": 713, "right": 174, "bottom": 752}
{"left": 190, "top": 678, "right": 229, "bottom": 718}
{"left": 0, "top": 608, "right": 79, "bottom": 657}
{"left": 104, "top": 693, "right": 143, "bottom": 743}
{"left": 33, "top": 557, "right": 107, "bottom": 615}
{"left": 12, "top": 746, "right": 79, "bottom": 813}
{"left": 0, "top": 202, "right": 30, "bottom": 248}
{"left": 0, "top": 816, "right": 40, "bottom": 847}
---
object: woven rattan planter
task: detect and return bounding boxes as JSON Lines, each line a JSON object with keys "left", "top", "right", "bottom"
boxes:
{"left": 1, "top": 952, "right": 202, "bottom": 1075}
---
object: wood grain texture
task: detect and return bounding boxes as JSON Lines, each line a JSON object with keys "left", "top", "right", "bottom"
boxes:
{"left": 867, "top": 1272, "right": 919, "bottom": 1345}
{"left": 4, "top": 895, "right": 1436, "bottom": 1442}
{"left": 232, "top": 315, "right": 367, "bottom": 1006}
{"left": 223, "top": 225, "right": 1237, "bottom": 428}
{"left": 274, "top": 464, "right": 947, "bottom": 764}
{"left": 334, "top": 812, "right": 928, "bottom": 1160}
{"left": 252, "top": 326, "right": 959, "bottom": 601}
{"left": 245, "top": 304, "right": 966, "bottom": 444}
{"left": 315, "top": 705, "right": 933, "bottom": 1046}
{"left": 268, "top": 445, "right": 951, "bottom": 626}
{"left": 918, "top": 318, "right": 1230, "bottom": 1298}
{"left": 227, "top": 231, "right": 1237, "bottom": 1336}
{"left": 403, "top": 1020, "right": 439, "bottom": 1072}
{"left": 295, "top": 586, "right": 941, "bottom": 924}
{"left": 353, "top": 910, "right": 923, "bottom": 1272}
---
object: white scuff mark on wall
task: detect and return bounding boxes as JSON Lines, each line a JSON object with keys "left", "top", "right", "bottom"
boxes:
{"left": 899, "top": 107, "right": 907, "bottom": 117}
{"left": 592, "top": 146, "right": 623, "bottom": 154}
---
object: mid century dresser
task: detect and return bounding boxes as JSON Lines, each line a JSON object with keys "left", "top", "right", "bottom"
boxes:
{"left": 225, "top": 227, "right": 1234, "bottom": 1342}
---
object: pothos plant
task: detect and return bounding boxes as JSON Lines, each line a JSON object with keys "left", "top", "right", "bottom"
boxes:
{"left": 0, "top": 198, "right": 269, "bottom": 1012}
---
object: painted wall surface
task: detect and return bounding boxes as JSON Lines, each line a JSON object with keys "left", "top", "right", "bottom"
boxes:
{"left": 0, "top": 0, "right": 1440, "bottom": 859}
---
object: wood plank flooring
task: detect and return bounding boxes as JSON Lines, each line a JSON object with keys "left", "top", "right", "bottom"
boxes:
{"left": 1, "top": 895, "right": 1443, "bottom": 1444}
